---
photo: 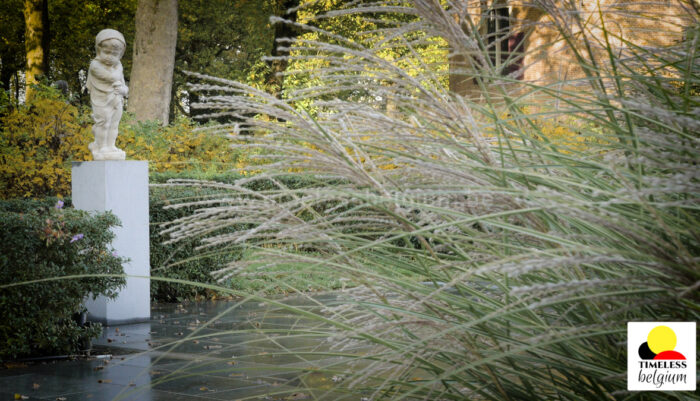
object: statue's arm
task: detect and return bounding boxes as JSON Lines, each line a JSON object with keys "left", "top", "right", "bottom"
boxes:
{"left": 115, "top": 64, "right": 129, "bottom": 97}
{"left": 88, "top": 60, "right": 116, "bottom": 83}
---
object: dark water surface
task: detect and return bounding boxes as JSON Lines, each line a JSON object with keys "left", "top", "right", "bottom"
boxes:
{"left": 0, "top": 293, "right": 360, "bottom": 400}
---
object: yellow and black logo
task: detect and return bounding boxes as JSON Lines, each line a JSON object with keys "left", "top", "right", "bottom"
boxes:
{"left": 637, "top": 325, "right": 686, "bottom": 361}
{"left": 628, "top": 322, "right": 695, "bottom": 391}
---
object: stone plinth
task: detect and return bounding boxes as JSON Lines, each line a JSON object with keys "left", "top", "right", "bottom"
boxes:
{"left": 72, "top": 161, "right": 150, "bottom": 324}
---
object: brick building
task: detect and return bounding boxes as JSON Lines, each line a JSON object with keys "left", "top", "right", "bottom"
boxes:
{"left": 448, "top": 0, "right": 695, "bottom": 97}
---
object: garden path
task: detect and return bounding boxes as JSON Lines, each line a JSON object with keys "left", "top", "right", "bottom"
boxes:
{"left": 0, "top": 294, "right": 353, "bottom": 401}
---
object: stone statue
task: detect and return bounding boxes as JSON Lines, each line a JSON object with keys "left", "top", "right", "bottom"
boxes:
{"left": 87, "top": 29, "right": 128, "bottom": 160}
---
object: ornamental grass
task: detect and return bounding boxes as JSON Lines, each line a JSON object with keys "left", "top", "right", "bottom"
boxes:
{"left": 158, "top": 1, "right": 698, "bottom": 399}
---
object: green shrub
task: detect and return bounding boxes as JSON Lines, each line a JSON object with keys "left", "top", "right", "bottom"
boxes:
{"left": 0, "top": 197, "right": 125, "bottom": 360}
{"left": 150, "top": 170, "right": 242, "bottom": 185}
{"left": 150, "top": 171, "right": 246, "bottom": 301}
{"left": 150, "top": 170, "right": 330, "bottom": 189}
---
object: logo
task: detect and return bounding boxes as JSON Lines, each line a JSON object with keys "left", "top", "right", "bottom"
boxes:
{"left": 628, "top": 322, "right": 696, "bottom": 391}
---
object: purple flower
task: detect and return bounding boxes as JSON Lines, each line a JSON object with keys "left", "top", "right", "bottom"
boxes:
{"left": 55, "top": 200, "right": 64, "bottom": 209}
{"left": 70, "top": 233, "right": 84, "bottom": 243}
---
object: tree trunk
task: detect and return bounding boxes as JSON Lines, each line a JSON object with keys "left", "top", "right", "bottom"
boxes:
{"left": 15, "top": 71, "right": 21, "bottom": 100}
{"left": 128, "top": 0, "right": 178, "bottom": 125}
{"left": 266, "top": 0, "right": 301, "bottom": 95}
{"left": 23, "top": 0, "right": 49, "bottom": 100}
{"left": 1, "top": 68, "right": 13, "bottom": 92}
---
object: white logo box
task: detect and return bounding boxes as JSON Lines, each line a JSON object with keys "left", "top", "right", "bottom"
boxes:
{"left": 628, "top": 322, "right": 696, "bottom": 391}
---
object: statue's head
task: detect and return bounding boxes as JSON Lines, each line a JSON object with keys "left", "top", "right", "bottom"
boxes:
{"left": 95, "top": 29, "right": 126, "bottom": 66}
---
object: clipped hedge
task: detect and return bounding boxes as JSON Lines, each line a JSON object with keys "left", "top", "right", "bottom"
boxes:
{"left": 0, "top": 197, "right": 125, "bottom": 360}
{"left": 150, "top": 180, "right": 241, "bottom": 302}
{"left": 148, "top": 171, "right": 334, "bottom": 301}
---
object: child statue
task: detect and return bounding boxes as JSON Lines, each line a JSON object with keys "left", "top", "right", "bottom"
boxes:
{"left": 87, "top": 29, "right": 129, "bottom": 160}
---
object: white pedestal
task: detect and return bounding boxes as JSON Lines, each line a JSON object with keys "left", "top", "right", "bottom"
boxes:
{"left": 72, "top": 161, "right": 150, "bottom": 325}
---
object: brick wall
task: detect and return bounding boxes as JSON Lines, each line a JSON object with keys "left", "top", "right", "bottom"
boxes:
{"left": 447, "top": 0, "right": 694, "bottom": 96}
{"left": 512, "top": 0, "right": 692, "bottom": 85}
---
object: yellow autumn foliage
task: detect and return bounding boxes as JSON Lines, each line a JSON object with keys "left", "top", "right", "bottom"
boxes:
{"left": 485, "top": 108, "right": 607, "bottom": 154}
{"left": 527, "top": 114, "right": 607, "bottom": 153}
{"left": 0, "top": 88, "right": 92, "bottom": 198}
{"left": 0, "top": 86, "right": 246, "bottom": 199}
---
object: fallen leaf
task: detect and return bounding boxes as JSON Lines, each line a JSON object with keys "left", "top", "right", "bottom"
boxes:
{"left": 199, "top": 387, "right": 209, "bottom": 391}
{"left": 285, "top": 393, "right": 309, "bottom": 400}
{"left": 33, "top": 383, "right": 40, "bottom": 389}
{"left": 5, "top": 362, "right": 28, "bottom": 369}
{"left": 56, "top": 397, "right": 67, "bottom": 401}
{"left": 192, "top": 340, "right": 199, "bottom": 344}
{"left": 97, "top": 379, "right": 112, "bottom": 384}
{"left": 115, "top": 328, "right": 119, "bottom": 333}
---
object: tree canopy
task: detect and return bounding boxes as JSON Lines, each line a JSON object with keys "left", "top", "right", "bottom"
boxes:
{"left": 174, "top": 0, "right": 285, "bottom": 116}
{"left": 0, "top": 0, "right": 137, "bottom": 102}
{"left": 0, "top": 0, "right": 454, "bottom": 118}
{"left": 49, "top": 0, "right": 137, "bottom": 101}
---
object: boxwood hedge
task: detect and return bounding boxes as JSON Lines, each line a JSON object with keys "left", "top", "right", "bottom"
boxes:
{"left": 0, "top": 197, "right": 125, "bottom": 360}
